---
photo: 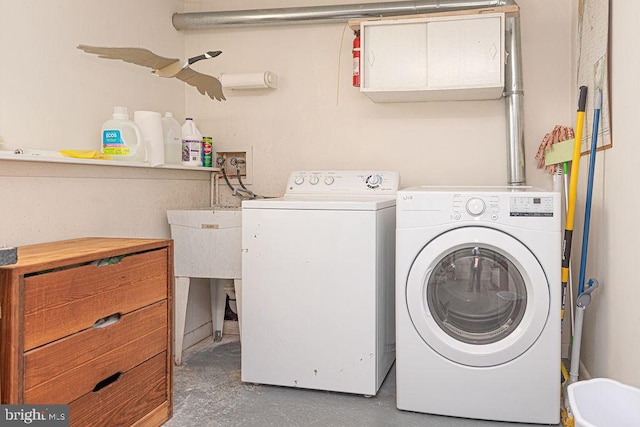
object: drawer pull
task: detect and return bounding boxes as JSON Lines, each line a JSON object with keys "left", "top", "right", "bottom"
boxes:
{"left": 92, "top": 256, "right": 124, "bottom": 267}
{"left": 93, "top": 372, "right": 122, "bottom": 392}
{"left": 93, "top": 313, "right": 121, "bottom": 329}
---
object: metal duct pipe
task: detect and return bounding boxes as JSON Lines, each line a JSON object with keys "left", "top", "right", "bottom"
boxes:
{"left": 173, "top": 1, "right": 511, "bottom": 30}
{"left": 173, "top": 0, "right": 525, "bottom": 186}
{"left": 504, "top": 13, "right": 526, "bottom": 185}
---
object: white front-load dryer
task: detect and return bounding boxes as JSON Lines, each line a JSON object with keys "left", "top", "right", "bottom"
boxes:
{"left": 396, "top": 187, "right": 561, "bottom": 424}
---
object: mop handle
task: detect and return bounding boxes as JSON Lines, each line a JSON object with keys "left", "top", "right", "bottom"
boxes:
{"left": 563, "top": 161, "right": 575, "bottom": 336}
{"left": 561, "top": 86, "right": 588, "bottom": 283}
{"left": 577, "top": 89, "right": 602, "bottom": 295}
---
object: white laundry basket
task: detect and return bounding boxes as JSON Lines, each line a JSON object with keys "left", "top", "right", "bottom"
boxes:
{"left": 567, "top": 378, "right": 640, "bottom": 427}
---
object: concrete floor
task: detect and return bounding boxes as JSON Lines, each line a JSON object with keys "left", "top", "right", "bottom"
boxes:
{"left": 164, "top": 334, "right": 561, "bottom": 427}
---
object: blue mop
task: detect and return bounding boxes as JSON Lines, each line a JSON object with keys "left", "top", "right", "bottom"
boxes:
{"left": 568, "top": 89, "right": 603, "bottom": 386}
{"left": 578, "top": 89, "right": 602, "bottom": 296}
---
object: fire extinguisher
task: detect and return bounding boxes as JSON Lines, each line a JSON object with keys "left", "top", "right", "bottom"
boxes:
{"left": 352, "top": 30, "right": 361, "bottom": 87}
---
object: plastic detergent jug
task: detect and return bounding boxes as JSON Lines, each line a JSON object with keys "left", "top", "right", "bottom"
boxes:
{"left": 181, "top": 117, "right": 202, "bottom": 167}
{"left": 101, "top": 106, "right": 145, "bottom": 161}
{"left": 162, "top": 112, "right": 182, "bottom": 165}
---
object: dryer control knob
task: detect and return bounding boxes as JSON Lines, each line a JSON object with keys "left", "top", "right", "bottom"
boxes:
{"left": 294, "top": 176, "right": 305, "bottom": 185}
{"left": 309, "top": 175, "right": 319, "bottom": 185}
{"left": 324, "top": 176, "right": 335, "bottom": 185}
{"left": 466, "top": 197, "right": 486, "bottom": 216}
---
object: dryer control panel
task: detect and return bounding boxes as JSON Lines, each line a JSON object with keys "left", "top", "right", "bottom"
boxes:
{"left": 509, "top": 196, "right": 555, "bottom": 217}
{"left": 453, "top": 194, "right": 500, "bottom": 221}
{"left": 286, "top": 170, "right": 399, "bottom": 195}
{"left": 452, "top": 194, "right": 555, "bottom": 220}
{"left": 397, "top": 186, "right": 560, "bottom": 230}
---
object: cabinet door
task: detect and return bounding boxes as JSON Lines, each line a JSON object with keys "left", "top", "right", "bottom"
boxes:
{"left": 426, "top": 15, "right": 503, "bottom": 89}
{"left": 362, "top": 22, "right": 427, "bottom": 90}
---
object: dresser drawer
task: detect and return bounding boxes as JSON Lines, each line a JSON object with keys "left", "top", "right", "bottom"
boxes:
{"left": 23, "top": 302, "right": 167, "bottom": 404}
{"left": 23, "top": 249, "right": 168, "bottom": 351}
{"left": 1, "top": 237, "right": 172, "bottom": 425}
{"left": 68, "top": 352, "right": 168, "bottom": 427}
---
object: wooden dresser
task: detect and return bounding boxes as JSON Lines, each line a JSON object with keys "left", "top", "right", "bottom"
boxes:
{"left": 0, "top": 237, "right": 173, "bottom": 426}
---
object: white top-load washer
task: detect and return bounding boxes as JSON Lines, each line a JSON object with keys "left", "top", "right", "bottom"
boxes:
{"left": 241, "top": 170, "right": 399, "bottom": 396}
{"left": 396, "top": 186, "right": 561, "bottom": 424}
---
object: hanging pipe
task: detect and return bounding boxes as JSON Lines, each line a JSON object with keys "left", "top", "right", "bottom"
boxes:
{"left": 173, "top": 1, "right": 513, "bottom": 30}
{"left": 504, "top": 12, "right": 525, "bottom": 185}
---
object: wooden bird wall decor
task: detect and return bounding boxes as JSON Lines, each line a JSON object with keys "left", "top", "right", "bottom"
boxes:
{"left": 77, "top": 45, "right": 226, "bottom": 101}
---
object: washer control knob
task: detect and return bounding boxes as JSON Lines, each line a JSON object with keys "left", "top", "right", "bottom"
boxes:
{"left": 324, "top": 176, "right": 335, "bottom": 185}
{"left": 466, "top": 197, "right": 486, "bottom": 216}
{"left": 366, "top": 174, "right": 381, "bottom": 188}
{"left": 309, "top": 175, "right": 319, "bottom": 185}
{"left": 294, "top": 176, "right": 305, "bottom": 185}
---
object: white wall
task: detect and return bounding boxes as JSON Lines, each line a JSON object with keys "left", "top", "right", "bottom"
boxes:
{"left": 0, "top": 0, "right": 187, "bottom": 150}
{"left": 0, "top": 1, "right": 213, "bottom": 349}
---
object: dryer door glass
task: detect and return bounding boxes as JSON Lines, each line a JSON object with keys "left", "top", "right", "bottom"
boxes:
{"left": 427, "top": 246, "right": 527, "bottom": 345}
{"left": 405, "top": 226, "right": 550, "bottom": 367}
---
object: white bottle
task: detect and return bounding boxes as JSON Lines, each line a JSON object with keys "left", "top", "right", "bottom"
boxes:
{"left": 162, "top": 112, "right": 182, "bottom": 165}
{"left": 101, "top": 106, "right": 145, "bottom": 161}
{"left": 181, "top": 117, "right": 202, "bottom": 167}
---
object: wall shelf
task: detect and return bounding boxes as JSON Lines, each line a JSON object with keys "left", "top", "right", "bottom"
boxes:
{"left": 0, "top": 150, "right": 219, "bottom": 172}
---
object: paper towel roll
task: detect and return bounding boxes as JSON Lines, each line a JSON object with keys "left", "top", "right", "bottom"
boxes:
{"left": 134, "top": 110, "right": 164, "bottom": 166}
{"left": 220, "top": 72, "right": 278, "bottom": 90}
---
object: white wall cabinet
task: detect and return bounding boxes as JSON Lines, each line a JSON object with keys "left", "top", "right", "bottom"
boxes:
{"left": 360, "top": 13, "right": 505, "bottom": 103}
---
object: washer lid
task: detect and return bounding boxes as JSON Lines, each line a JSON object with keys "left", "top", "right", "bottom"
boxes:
{"left": 242, "top": 195, "right": 396, "bottom": 211}
{"left": 406, "top": 226, "right": 550, "bottom": 367}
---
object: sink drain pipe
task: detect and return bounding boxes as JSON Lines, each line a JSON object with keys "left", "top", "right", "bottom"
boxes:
{"left": 173, "top": 0, "right": 525, "bottom": 186}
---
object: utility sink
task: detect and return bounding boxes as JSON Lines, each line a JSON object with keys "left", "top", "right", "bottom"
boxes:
{"left": 167, "top": 206, "right": 241, "bottom": 278}
{"left": 167, "top": 206, "right": 242, "bottom": 364}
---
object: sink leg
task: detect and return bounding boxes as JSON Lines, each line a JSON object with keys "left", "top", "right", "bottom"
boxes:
{"left": 234, "top": 279, "right": 242, "bottom": 341}
{"left": 210, "top": 279, "right": 228, "bottom": 342}
{"left": 174, "top": 276, "right": 190, "bottom": 365}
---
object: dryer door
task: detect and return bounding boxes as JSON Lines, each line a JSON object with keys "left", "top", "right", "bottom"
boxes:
{"left": 406, "top": 226, "right": 550, "bottom": 367}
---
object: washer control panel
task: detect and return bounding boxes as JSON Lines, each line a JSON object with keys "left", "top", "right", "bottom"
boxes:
{"left": 286, "top": 171, "right": 399, "bottom": 195}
